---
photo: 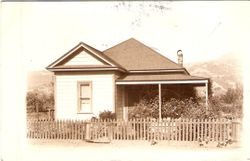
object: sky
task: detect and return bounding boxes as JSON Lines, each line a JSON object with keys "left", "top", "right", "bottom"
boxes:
{"left": 1, "top": 1, "right": 250, "bottom": 71}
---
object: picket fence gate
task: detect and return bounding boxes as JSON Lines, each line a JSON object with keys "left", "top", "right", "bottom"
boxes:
{"left": 27, "top": 118, "right": 241, "bottom": 143}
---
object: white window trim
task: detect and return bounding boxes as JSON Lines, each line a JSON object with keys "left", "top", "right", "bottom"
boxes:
{"left": 77, "top": 81, "right": 93, "bottom": 114}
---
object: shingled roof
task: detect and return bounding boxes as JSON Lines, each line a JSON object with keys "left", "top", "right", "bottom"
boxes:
{"left": 103, "top": 38, "right": 183, "bottom": 71}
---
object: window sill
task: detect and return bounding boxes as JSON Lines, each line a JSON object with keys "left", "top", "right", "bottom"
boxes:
{"left": 77, "top": 112, "right": 93, "bottom": 114}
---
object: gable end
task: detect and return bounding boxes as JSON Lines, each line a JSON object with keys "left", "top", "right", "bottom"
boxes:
{"left": 47, "top": 42, "right": 123, "bottom": 70}
{"left": 59, "top": 47, "right": 108, "bottom": 66}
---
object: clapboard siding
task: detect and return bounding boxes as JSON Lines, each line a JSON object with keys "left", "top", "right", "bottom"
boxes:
{"left": 55, "top": 74, "right": 115, "bottom": 120}
{"left": 64, "top": 50, "right": 105, "bottom": 66}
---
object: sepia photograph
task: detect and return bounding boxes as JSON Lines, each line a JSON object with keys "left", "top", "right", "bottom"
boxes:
{"left": 0, "top": 1, "right": 249, "bottom": 161}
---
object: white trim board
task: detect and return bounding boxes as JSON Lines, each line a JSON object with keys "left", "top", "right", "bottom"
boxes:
{"left": 116, "top": 80, "right": 208, "bottom": 85}
{"left": 49, "top": 67, "right": 126, "bottom": 72}
{"left": 128, "top": 69, "right": 185, "bottom": 73}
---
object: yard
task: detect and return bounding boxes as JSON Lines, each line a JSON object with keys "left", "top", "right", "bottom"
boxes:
{"left": 23, "top": 139, "right": 243, "bottom": 161}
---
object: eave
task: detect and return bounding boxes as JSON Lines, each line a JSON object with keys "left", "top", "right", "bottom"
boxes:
{"left": 116, "top": 79, "right": 208, "bottom": 85}
{"left": 47, "top": 67, "right": 127, "bottom": 72}
{"left": 127, "top": 68, "right": 188, "bottom": 74}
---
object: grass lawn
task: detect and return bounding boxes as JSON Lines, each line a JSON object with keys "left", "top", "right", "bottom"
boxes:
{"left": 22, "top": 139, "right": 244, "bottom": 161}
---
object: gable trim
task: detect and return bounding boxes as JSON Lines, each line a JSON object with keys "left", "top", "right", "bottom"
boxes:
{"left": 46, "top": 42, "right": 124, "bottom": 70}
{"left": 48, "top": 67, "right": 126, "bottom": 72}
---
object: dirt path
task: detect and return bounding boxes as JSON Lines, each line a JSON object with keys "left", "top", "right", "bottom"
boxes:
{"left": 22, "top": 140, "right": 244, "bottom": 161}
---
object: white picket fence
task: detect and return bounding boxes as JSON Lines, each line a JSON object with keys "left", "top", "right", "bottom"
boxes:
{"left": 85, "top": 118, "right": 241, "bottom": 142}
{"left": 27, "top": 118, "right": 241, "bottom": 142}
{"left": 27, "top": 119, "right": 86, "bottom": 139}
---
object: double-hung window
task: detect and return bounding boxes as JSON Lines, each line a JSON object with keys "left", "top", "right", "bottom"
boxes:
{"left": 78, "top": 81, "right": 92, "bottom": 113}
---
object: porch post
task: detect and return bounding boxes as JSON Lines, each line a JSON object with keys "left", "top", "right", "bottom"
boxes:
{"left": 205, "top": 82, "right": 208, "bottom": 111}
{"left": 158, "top": 83, "right": 162, "bottom": 121}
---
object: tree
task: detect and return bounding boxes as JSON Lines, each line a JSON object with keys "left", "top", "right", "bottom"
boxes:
{"left": 218, "top": 84, "right": 243, "bottom": 118}
{"left": 221, "top": 84, "right": 243, "bottom": 104}
{"left": 26, "top": 89, "right": 54, "bottom": 113}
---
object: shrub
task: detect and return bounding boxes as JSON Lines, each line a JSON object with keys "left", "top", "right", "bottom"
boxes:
{"left": 127, "top": 81, "right": 243, "bottom": 120}
{"left": 128, "top": 96, "right": 234, "bottom": 120}
{"left": 99, "top": 110, "right": 116, "bottom": 120}
{"left": 128, "top": 97, "right": 206, "bottom": 119}
{"left": 128, "top": 97, "right": 159, "bottom": 119}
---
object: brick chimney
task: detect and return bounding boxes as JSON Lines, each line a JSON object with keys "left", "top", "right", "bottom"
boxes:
{"left": 177, "top": 50, "right": 183, "bottom": 66}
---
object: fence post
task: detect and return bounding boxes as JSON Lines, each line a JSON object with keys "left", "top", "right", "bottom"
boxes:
{"left": 231, "top": 119, "right": 241, "bottom": 142}
{"left": 85, "top": 121, "right": 90, "bottom": 140}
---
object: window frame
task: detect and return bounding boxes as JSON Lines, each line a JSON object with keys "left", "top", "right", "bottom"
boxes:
{"left": 77, "top": 81, "right": 93, "bottom": 114}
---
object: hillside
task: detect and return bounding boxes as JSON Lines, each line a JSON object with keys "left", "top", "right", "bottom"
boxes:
{"left": 186, "top": 53, "right": 242, "bottom": 96}
{"left": 27, "top": 70, "right": 54, "bottom": 93}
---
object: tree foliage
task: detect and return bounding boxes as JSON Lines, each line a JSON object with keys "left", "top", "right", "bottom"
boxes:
{"left": 221, "top": 84, "right": 243, "bottom": 104}
{"left": 26, "top": 89, "right": 54, "bottom": 113}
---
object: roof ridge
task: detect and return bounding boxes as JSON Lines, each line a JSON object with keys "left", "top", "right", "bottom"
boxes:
{"left": 103, "top": 38, "right": 184, "bottom": 71}
{"left": 103, "top": 38, "right": 136, "bottom": 52}
{"left": 104, "top": 38, "right": 182, "bottom": 68}
{"left": 132, "top": 39, "right": 182, "bottom": 68}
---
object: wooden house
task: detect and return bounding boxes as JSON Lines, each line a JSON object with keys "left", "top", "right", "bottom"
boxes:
{"left": 47, "top": 38, "right": 208, "bottom": 120}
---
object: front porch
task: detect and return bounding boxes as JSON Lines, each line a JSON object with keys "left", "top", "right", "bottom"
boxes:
{"left": 115, "top": 78, "right": 209, "bottom": 120}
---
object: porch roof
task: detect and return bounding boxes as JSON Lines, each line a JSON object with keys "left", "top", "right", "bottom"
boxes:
{"left": 116, "top": 73, "right": 208, "bottom": 85}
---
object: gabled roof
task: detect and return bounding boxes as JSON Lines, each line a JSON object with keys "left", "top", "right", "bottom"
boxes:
{"left": 46, "top": 42, "right": 127, "bottom": 72}
{"left": 103, "top": 38, "right": 183, "bottom": 71}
